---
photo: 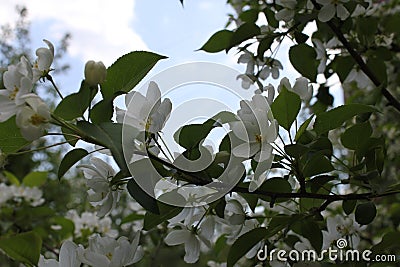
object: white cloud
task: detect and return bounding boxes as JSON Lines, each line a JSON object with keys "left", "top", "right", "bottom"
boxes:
{"left": 0, "top": 0, "right": 148, "bottom": 66}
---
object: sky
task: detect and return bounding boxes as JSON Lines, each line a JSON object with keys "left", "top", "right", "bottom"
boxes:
{"left": 0, "top": 0, "right": 240, "bottom": 92}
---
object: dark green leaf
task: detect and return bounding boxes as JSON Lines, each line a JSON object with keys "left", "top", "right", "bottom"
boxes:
{"left": 76, "top": 121, "right": 134, "bottom": 172}
{"left": 258, "top": 177, "right": 292, "bottom": 203}
{"left": 313, "top": 104, "right": 378, "bottom": 134}
{"left": 343, "top": 199, "right": 357, "bottom": 215}
{"left": 371, "top": 231, "right": 400, "bottom": 254}
{"left": 295, "top": 116, "right": 314, "bottom": 141}
{"left": 0, "top": 231, "right": 42, "bottom": 266}
{"left": 0, "top": 116, "right": 29, "bottom": 153}
{"left": 239, "top": 9, "right": 259, "bottom": 23}
{"left": 199, "top": 30, "right": 233, "bottom": 53}
{"left": 100, "top": 51, "right": 167, "bottom": 99}
{"left": 331, "top": 56, "right": 355, "bottom": 82}
{"left": 355, "top": 202, "right": 377, "bottom": 225}
{"left": 257, "top": 35, "right": 276, "bottom": 59}
{"left": 367, "top": 57, "right": 387, "bottom": 85}
{"left": 121, "top": 213, "right": 145, "bottom": 225}
{"left": 340, "top": 122, "right": 372, "bottom": 151}
{"left": 285, "top": 144, "right": 309, "bottom": 159}
{"left": 89, "top": 98, "right": 115, "bottom": 124}
{"left": 58, "top": 148, "right": 88, "bottom": 179}
{"left": 263, "top": 7, "right": 279, "bottom": 28}
{"left": 228, "top": 23, "right": 260, "bottom": 51}
{"left": 227, "top": 227, "right": 267, "bottom": 267}
{"left": 296, "top": 219, "right": 322, "bottom": 252}
{"left": 294, "top": 31, "right": 309, "bottom": 43}
{"left": 303, "top": 153, "right": 334, "bottom": 177}
{"left": 22, "top": 171, "right": 47, "bottom": 187}
{"left": 54, "top": 81, "right": 95, "bottom": 121}
{"left": 289, "top": 43, "right": 318, "bottom": 81}
{"left": 144, "top": 201, "right": 183, "bottom": 230}
{"left": 271, "top": 86, "right": 301, "bottom": 131}
{"left": 127, "top": 179, "right": 159, "bottom": 214}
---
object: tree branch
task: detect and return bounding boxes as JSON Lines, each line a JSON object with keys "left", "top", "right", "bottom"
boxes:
{"left": 311, "top": 0, "right": 400, "bottom": 112}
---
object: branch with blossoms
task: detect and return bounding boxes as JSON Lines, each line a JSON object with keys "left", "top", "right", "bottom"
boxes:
{"left": 1, "top": 1, "right": 400, "bottom": 266}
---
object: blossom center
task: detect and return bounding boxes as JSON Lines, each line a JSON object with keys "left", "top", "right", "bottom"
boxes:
{"left": 9, "top": 86, "right": 19, "bottom": 100}
{"left": 145, "top": 117, "right": 152, "bottom": 131}
{"left": 29, "top": 114, "right": 47, "bottom": 126}
{"left": 255, "top": 134, "right": 262, "bottom": 143}
{"left": 106, "top": 252, "right": 113, "bottom": 260}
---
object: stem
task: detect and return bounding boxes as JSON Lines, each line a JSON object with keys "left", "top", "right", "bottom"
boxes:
{"left": 46, "top": 75, "right": 64, "bottom": 100}
{"left": 9, "top": 140, "right": 75, "bottom": 156}
{"left": 157, "top": 133, "right": 175, "bottom": 161}
{"left": 310, "top": 0, "right": 400, "bottom": 112}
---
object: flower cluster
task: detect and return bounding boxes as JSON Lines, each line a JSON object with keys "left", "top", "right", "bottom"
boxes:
{"left": 0, "top": 39, "right": 54, "bottom": 140}
{"left": 65, "top": 210, "right": 118, "bottom": 238}
{"left": 38, "top": 233, "right": 143, "bottom": 267}
{"left": 0, "top": 182, "right": 44, "bottom": 207}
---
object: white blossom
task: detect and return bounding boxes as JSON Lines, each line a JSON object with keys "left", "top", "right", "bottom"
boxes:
{"left": 16, "top": 94, "right": 51, "bottom": 141}
{"left": 66, "top": 210, "right": 118, "bottom": 238}
{"left": 322, "top": 214, "right": 365, "bottom": 250}
{"left": 78, "top": 157, "right": 120, "bottom": 217}
{"left": 230, "top": 94, "right": 277, "bottom": 191}
{"left": 77, "top": 233, "right": 143, "bottom": 267}
{"left": 317, "top": 0, "right": 350, "bottom": 22}
{"left": 0, "top": 57, "right": 33, "bottom": 122}
{"left": 165, "top": 217, "right": 213, "bottom": 264}
{"left": 33, "top": 39, "right": 54, "bottom": 81}
{"left": 39, "top": 240, "right": 80, "bottom": 267}
{"left": 236, "top": 74, "right": 254, "bottom": 89}
{"left": 116, "top": 81, "right": 172, "bottom": 134}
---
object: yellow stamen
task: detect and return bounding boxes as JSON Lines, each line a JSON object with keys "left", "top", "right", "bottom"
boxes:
{"left": 29, "top": 114, "right": 47, "bottom": 126}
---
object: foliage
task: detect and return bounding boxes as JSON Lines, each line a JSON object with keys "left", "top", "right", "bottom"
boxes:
{"left": 0, "top": 1, "right": 400, "bottom": 267}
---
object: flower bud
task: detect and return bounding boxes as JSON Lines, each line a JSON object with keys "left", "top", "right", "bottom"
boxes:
{"left": 84, "top": 60, "right": 107, "bottom": 86}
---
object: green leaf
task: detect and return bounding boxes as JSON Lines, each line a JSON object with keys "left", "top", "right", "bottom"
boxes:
{"left": 340, "top": 122, "right": 372, "bottom": 151}
{"left": 127, "top": 179, "right": 159, "bottom": 214}
{"left": 227, "top": 227, "right": 267, "bottom": 267}
{"left": 295, "top": 218, "right": 322, "bottom": 252}
{"left": 89, "top": 98, "right": 115, "bottom": 124}
{"left": 371, "top": 231, "right": 400, "bottom": 254}
{"left": 289, "top": 43, "right": 318, "bottom": 81}
{"left": 0, "top": 231, "right": 42, "bottom": 266}
{"left": 3, "top": 170, "right": 20, "bottom": 185}
{"left": 343, "top": 199, "right": 357, "bottom": 215}
{"left": 54, "top": 81, "right": 95, "bottom": 121}
{"left": 239, "top": 9, "right": 259, "bottom": 23}
{"left": 58, "top": 148, "right": 89, "bottom": 179}
{"left": 303, "top": 153, "right": 334, "bottom": 177}
{"left": 174, "top": 117, "right": 221, "bottom": 150}
{"left": 50, "top": 217, "right": 75, "bottom": 240}
{"left": 331, "top": 56, "right": 355, "bottom": 82}
{"left": 22, "top": 172, "right": 47, "bottom": 187}
{"left": 258, "top": 177, "right": 292, "bottom": 203}
{"left": 367, "top": 57, "right": 387, "bottom": 85}
{"left": 228, "top": 23, "right": 260, "bottom": 51}
{"left": 0, "top": 116, "right": 29, "bottom": 154}
{"left": 295, "top": 116, "right": 314, "bottom": 141}
{"left": 143, "top": 202, "right": 183, "bottom": 230}
{"left": 263, "top": 7, "right": 279, "bottom": 28}
{"left": 199, "top": 30, "right": 233, "bottom": 53}
{"left": 271, "top": 86, "right": 301, "bottom": 131}
{"left": 355, "top": 202, "right": 377, "bottom": 225}
{"left": 284, "top": 144, "right": 309, "bottom": 159}
{"left": 121, "top": 213, "right": 145, "bottom": 225}
{"left": 100, "top": 51, "right": 167, "bottom": 99}
{"left": 76, "top": 121, "right": 135, "bottom": 172}
{"left": 313, "top": 104, "right": 378, "bottom": 134}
